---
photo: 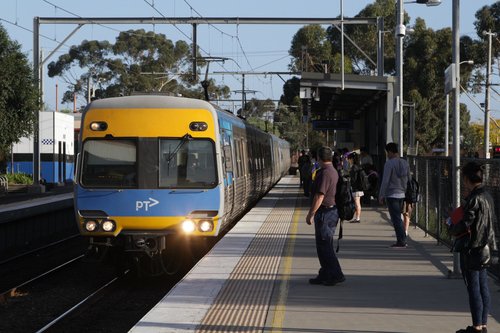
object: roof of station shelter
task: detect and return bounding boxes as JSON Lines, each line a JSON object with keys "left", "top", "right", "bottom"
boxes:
{"left": 300, "top": 72, "right": 396, "bottom": 119}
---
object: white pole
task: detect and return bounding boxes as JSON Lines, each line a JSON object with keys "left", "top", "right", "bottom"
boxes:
{"left": 445, "top": 94, "right": 449, "bottom": 157}
{"left": 484, "top": 30, "right": 495, "bottom": 159}
{"left": 451, "top": 0, "right": 461, "bottom": 278}
{"left": 340, "top": 0, "right": 345, "bottom": 90}
{"left": 396, "top": 0, "right": 404, "bottom": 156}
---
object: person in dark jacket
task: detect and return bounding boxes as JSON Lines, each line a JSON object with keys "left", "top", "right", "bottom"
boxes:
{"left": 347, "top": 152, "right": 363, "bottom": 223}
{"left": 448, "top": 161, "right": 497, "bottom": 333}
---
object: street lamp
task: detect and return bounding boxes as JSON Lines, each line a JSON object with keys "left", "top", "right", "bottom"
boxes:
{"left": 396, "top": 0, "right": 441, "bottom": 156}
{"left": 414, "top": 0, "right": 442, "bottom": 6}
{"left": 483, "top": 30, "right": 497, "bottom": 159}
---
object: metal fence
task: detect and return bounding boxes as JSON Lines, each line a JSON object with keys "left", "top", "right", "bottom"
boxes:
{"left": 409, "top": 156, "right": 500, "bottom": 279}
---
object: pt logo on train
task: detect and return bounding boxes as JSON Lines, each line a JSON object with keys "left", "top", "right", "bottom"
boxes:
{"left": 135, "top": 197, "right": 159, "bottom": 211}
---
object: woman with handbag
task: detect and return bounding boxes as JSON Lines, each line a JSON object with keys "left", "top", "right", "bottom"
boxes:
{"left": 448, "top": 161, "right": 497, "bottom": 333}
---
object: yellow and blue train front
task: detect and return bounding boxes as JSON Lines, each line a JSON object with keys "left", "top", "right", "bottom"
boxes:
{"left": 75, "top": 101, "right": 222, "bottom": 239}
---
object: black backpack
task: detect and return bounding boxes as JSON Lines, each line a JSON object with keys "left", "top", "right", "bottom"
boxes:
{"left": 335, "top": 169, "right": 355, "bottom": 252}
{"left": 336, "top": 170, "right": 355, "bottom": 221}
{"left": 405, "top": 176, "right": 420, "bottom": 203}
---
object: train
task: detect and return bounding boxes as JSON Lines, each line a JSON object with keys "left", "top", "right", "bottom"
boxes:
{"left": 74, "top": 95, "right": 290, "bottom": 275}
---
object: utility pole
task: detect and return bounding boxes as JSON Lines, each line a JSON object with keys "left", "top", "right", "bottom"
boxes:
{"left": 445, "top": 94, "right": 449, "bottom": 156}
{"left": 396, "top": 0, "right": 405, "bottom": 156}
{"left": 450, "top": 0, "right": 461, "bottom": 279}
{"left": 483, "top": 30, "right": 497, "bottom": 159}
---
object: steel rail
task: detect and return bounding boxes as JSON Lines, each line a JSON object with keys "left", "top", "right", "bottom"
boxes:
{"left": 0, "top": 234, "right": 80, "bottom": 266}
{"left": 0, "top": 255, "right": 84, "bottom": 302}
{"left": 35, "top": 270, "right": 130, "bottom": 333}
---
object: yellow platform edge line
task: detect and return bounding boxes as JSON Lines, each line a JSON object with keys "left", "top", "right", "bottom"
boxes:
{"left": 270, "top": 197, "right": 303, "bottom": 333}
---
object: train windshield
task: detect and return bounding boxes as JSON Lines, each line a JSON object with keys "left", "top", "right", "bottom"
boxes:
{"left": 159, "top": 138, "right": 217, "bottom": 188}
{"left": 81, "top": 139, "right": 137, "bottom": 188}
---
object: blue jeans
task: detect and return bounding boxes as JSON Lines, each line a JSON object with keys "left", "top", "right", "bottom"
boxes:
{"left": 461, "top": 254, "right": 490, "bottom": 326}
{"left": 314, "top": 206, "right": 344, "bottom": 280}
{"left": 386, "top": 197, "right": 406, "bottom": 244}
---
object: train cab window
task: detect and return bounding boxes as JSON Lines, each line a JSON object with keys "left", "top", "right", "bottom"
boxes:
{"left": 159, "top": 139, "right": 217, "bottom": 188}
{"left": 81, "top": 139, "right": 137, "bottom": 188}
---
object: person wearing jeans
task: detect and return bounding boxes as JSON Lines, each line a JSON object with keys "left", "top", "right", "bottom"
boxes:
{"left": 378, "top": 142, "right": 409, "bottom": 248}
{"left": 386, "top": 197, "right": 406, "bottom": 246}
{"left": 448, "top": 161, "right": 497, "bottom": 333}
{"left": 306, "top": 146, "right": 345, "bottom": 286}
{"left": 313, "top": 206, "right": 344, "bottom": 284}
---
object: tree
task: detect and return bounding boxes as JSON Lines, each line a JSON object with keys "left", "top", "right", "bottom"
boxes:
{"left": 289, "top": 25, "right": 348, "bottom": 73}
{"left": 48, "top": 29, "right": 230, "bottom": 104}
{"left": 474, "top": 2, "right": 500, "bottom": 59}
{"left": 327, "top": 0, "right": 398, "bottom": 75}
{"left": 0, "top": 24, "right": 39, "bottom": 165}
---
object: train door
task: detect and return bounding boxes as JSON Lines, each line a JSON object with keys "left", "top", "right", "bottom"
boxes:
{"left": 221, "top": 130, "right": 235, "bottom": 220}
{"left": 240, "top": 137, "right": 250, "bottom": 207}
{"left": 238, "top": 137, "right": 248, "bottom": 208}
{"left": 233, "top": 136, "right": 245, "bottom": 215}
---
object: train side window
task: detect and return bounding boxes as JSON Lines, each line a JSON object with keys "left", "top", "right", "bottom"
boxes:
{"left": 223, "top": 145, "right": 233, "bottom": 172}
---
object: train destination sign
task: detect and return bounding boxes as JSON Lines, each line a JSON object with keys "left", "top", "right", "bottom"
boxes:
{"left": 312, "top": 119, "right": 353, "bottom": 130}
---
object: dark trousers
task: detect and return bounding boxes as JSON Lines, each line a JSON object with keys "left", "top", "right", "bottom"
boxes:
{"left": 314, "top": 207, "right": 344, "bottom": 280}
{"left": 386, "top": 197, "right": 406, "bottom": 244}
{"left": 460, "top": 254, "right": 490, "bottom": 326}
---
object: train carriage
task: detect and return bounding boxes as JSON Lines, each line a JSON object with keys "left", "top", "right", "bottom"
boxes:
{"left": 74, "top": 95, "right": 289, "bottom": 274}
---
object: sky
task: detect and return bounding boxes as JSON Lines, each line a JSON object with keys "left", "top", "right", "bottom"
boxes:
{"left": 0, "top": 0, "right": 498, "bottom": 122}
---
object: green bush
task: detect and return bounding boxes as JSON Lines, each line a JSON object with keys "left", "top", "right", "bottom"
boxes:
{"left": 1, "top": 173, "right": 33, "bottom": 185}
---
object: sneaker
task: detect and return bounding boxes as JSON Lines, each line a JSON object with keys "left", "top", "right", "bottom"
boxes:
{"left": 390, "top": 242, "right": 407, "bottom": 248}
{"left": 309, "top": 277, "right": 324, "bottom": 285}
{"left": 349, "top": 219, "right": 360, "bottom": 223}
{"left": 322, "top": 276, "right": 346, "bottom": 286}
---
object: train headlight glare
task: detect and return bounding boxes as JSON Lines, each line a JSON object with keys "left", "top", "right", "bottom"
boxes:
{"left": 199, "top": 220, "right": 214, "bottom": 232}
{"left": 90, "top": 122, "right": 108, "bottom": 131}
{"left": 102, "top": 220, "right": 116, "bottom": 232}
{"left": 182, "top": 220, "right": 196, "bottom": 233}
{"left": 84, "top": 220, "right": 98, "bottom": 232}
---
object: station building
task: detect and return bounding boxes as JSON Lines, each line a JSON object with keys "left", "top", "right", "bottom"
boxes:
{"left": 8, "top": 111, "right": 75, "bottom": 184}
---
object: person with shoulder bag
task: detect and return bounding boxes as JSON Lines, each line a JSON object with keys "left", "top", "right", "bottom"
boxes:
{"left": 447, "top": 161, "right": 497, "bottom": 333}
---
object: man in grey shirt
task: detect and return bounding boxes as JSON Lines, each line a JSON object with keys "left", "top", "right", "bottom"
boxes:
{"left": 378, "top": 142, "right": 409, "bottom": 248}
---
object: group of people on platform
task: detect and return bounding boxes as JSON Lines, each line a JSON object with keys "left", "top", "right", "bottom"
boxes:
{"left": 298, "top": 146, "right": 380, "bottom": 224}
{"left": 301, "top": 143, "right": 497, "bottom": 333}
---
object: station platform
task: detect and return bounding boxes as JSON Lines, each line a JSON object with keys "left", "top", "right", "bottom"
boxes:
{"left": 129, "top": 175, "right": 500, "bottom": 333}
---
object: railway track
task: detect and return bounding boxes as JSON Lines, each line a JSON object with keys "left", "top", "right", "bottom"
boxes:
{"left": 0, "top": 255, "right": 84, "bottom": 303}
{"left": 0, "top": 234, "right": 80, "bottom": 266}
{"left": 36, "top": 271, "right": 129, "bottom": 333}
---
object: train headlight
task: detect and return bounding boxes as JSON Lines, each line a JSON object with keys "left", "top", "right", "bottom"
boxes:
{"left": 199, "top": 220, "right": 214, "bottom": 232}
{"left": 84, "top": 220, "right": 99, "bottom": 232}
{"left": 182, "top": 220, "right": 196, "bottom": 233}
{"left": 102, "top": 220, "right": 116, "bottom": 232}
{"left": 90, "top": 121, "right": 108, "bottom": 131}
{"left": 189, "top": 122, "right": 208, "bottom": 131}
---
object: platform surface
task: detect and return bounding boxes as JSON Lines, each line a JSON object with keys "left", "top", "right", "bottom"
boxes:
{"left": 131, "top": 176, "right": 500, "bottom": 333}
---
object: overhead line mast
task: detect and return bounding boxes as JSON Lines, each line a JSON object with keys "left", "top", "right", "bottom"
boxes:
{"left": 32, "top": 16, "right": 379, "bottom": 189}
{"left": 212, "top": 71, "right": 299, "bottom": 109}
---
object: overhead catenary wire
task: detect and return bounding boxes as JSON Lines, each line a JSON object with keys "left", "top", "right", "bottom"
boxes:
{"left": 461, "top": 84, "right": 500, "bottom": 130}
{"left": 180, "top": 0, "right": 271, "bottom": 88}
{"left": 39, "top": 0, "right": 247, "bottom": 94}
{"left": 143, "top": 0, "right": 245, "bottom": 87}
